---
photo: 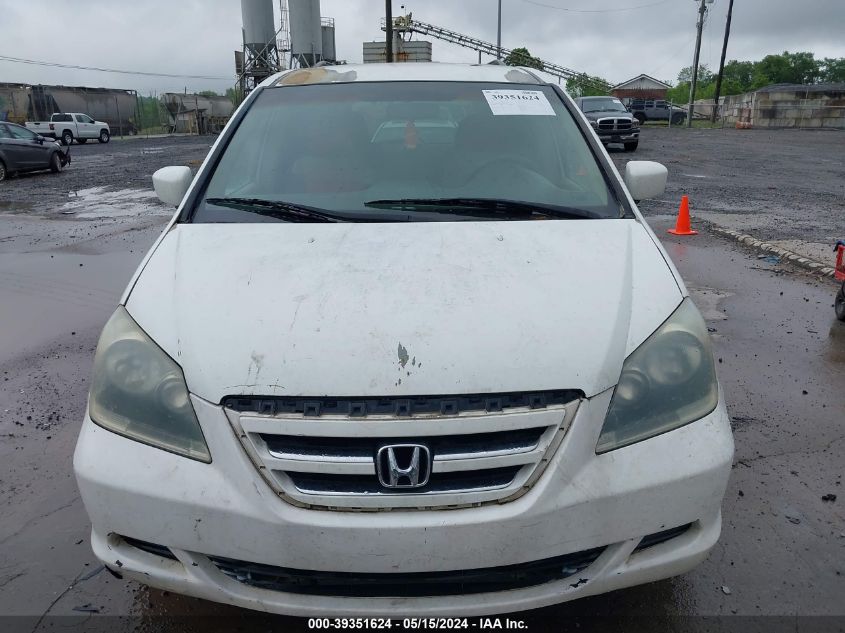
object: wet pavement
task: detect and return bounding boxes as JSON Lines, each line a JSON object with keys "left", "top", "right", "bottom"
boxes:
{"left": 1, "top": 136, "right": 844, "bottom": 631}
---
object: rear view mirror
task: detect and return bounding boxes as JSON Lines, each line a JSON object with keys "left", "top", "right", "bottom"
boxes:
{"left": 624, "top": 161, "right": 668, "bottom": 202}
{"left": 152, "top": 166, "right": 193, "bottom": 207}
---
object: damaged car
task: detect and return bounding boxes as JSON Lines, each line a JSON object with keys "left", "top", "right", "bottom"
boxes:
{"left": 73, "top": 62, "right": 734, "bottom": 617}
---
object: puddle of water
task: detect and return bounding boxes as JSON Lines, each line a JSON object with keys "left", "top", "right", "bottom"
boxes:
{"left": 0, "top": 200, "right": 37, "bottom": 213}
{"left": 688, "top": 285, "right": 732, "bottom": 322}
{"left": 61, "top": 186, "right": 169, "bottom": 219}
{"left": 0, "top": 250, "right": 144, "bottom": 360}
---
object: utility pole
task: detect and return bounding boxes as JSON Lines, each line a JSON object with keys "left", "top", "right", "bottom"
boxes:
{"left": 497, "top": 0, "right": 502, "bottom": 60}
{"left": 687, "top": 0, "right": 708, "bottom": 128}
{"left": 711, "top": 0, "right": 734, "bottom": 122}
{"left": 385, "top": 0, "right": 393, "bottom": 63}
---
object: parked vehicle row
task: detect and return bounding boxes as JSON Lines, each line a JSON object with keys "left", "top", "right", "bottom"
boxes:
{"left": 0, "top": 121, "right": 70, "bottom": 182}
{"left": 572, "top": 96, "right": 690, "bottom": 152}
{"left": 24, "top": 112, "right": 111, "bottom": 145}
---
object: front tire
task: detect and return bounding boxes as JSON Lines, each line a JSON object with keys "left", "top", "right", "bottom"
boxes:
{"left": 671, "top": 113, "right": 685, "bottom": 125}
{"left": 633, "top": 112, "right": 646, "bottom": 124}
{"left": 49, "top": 151, "right": 63, "bottom": 174}
{"left": 836, "top": 284, "right": 845, "bottom": 322}
{"left": 624, "top": 141, "right": 639, "bottom": 152}
{"left": 0, "top": 160, "right": 6, "bottom": 182}
{"left": 99, "top": 129, "right": 110, "bottom": 144}
{"left": 61, "top": 130, "right": 73, "bottom": 146}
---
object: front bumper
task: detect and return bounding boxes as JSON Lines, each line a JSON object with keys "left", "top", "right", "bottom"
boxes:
{"left": 595, "top": 129, "right": 639, "bottom": 144}
{"left": 74, "top": 389, "right": 734, "bottom": 617}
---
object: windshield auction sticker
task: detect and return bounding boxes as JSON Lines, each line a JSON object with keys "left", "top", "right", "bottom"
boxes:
{"left": 482, "top": 90, "right": 556, "bottom": 116}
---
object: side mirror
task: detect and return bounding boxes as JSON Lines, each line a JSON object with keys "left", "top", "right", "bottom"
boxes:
{"left": 152, "top": 166, "right": 193, "bottom": 207}
{"left": 624, "top": 161, "right": 668, "bottom": 202}
{"left": 35, "top": 135, "right": 45, "bottom": 144}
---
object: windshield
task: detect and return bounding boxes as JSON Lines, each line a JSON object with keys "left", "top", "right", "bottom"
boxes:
{"left": 581, "top": 98, "right": 628, "bottom": 113}
{"left": 193, "top": 82, "right": 622, "bottom": 223}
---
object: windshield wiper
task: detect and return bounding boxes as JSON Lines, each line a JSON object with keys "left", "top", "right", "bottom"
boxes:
{"left": 205, "top": 197, "right": 348, "bottom": 223}
{"left": 364, "top": 198, "right": 601, "bottom": 220}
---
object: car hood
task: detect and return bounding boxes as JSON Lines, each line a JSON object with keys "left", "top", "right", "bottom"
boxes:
{"left": 126, "top": 220, "right": 682, "bottom": 403}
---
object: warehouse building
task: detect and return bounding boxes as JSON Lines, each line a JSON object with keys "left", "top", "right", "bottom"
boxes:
{"left": 610, "top": 74, "right": 670, "bottom": 101}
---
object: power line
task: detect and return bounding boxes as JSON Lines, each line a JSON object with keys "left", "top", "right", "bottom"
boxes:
{"left": 0, "top": 54, "right": 231, "bottom": 81}
{"left": 521, "top": 0, "right": 673, "bottom": 14}
{"left": 649, "top": 36, "right": 696, "bottom": 81}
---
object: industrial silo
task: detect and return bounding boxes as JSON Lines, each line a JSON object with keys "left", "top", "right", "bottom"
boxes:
{"left": 321, "top": 18, "right": 336, "bottom": 63}
{"left": 289, "top": 0, "right": 322, "bottom": 66}
{"left": 241, "top": 0, "right": 277, "bottom": 57}
{"left": 239, "top": 0, "right": 280, "bottom": 93}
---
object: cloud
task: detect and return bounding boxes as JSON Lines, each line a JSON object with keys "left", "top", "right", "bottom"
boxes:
{"left": 0, "top": 0, "right": 842, "bottom": 93}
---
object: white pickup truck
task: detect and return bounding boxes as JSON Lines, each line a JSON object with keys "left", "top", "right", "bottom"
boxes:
{"left": 25, "top": 113, "right": 111, "bottom": 146}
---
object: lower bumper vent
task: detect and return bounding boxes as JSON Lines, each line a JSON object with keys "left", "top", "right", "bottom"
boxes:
{"left": 634, "top": 524, "right": 693, "bottom": 552}
{"left": 211, "top": 547, "right": 605, "bottom": 597}
{"left": 121, "top": 536, "right": 178, "bottom": 561}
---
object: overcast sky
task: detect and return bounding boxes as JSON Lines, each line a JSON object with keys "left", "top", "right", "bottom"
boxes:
{"left": 1, "top": 0, "right": 843, "bottom": 95}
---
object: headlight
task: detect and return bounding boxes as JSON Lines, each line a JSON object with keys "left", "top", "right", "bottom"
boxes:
{"left": 88, "top": 307, "right": 210, "bottom": 462}
{"left": 631, "top": 118, "right": 640, "bottom": 127}
{"left": 596, "top": 299, "right": 718, "bottom": 453}
{"left": 589, "top": 119, "right": 598, "bottom": 127}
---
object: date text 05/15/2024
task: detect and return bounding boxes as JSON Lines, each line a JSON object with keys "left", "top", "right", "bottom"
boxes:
{"left": 307, "top": 618, "right": 529, "bottom": 630}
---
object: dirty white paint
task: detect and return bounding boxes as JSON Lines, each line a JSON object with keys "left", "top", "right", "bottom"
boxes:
{"left": 73, "top": 388, "right": 734, "bottom": 615}
{"left": 126, "top": 219, "right": 682, "bottom": 403}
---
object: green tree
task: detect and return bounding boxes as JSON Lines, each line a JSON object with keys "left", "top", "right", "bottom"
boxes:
{"left": 504, "top": 47, "right": 543, "bottom": 71}
{"left": 752, "top": 51, "right": 821, "bottom": 87}
{"left": 225, "top": 86, "right": 244, "bottom": 105}
{"left": 721, "top": 60, "right": 755, "bottom": 93}
{"left": 135, "top": 94, "right": 168, "bottom": 132}
{"left": 819, "top": 57, "right": 845, "bottom": 83}
{"left": 669, "top": 51, "right": 845, "bottom": 104}
{"left": 666, "top": 64, "right": 717, "bottom": 104}
{"left": 666, "top": 83, "right": 690, "bottom": 104}
{"left": 197, "top": 90, "right": 220, "bottom": 97}
{"left": 566, "top": 73, "right": 612, "bottom": 97}
{"left": 677, "top": 64, "right": 714, "bottom": 86}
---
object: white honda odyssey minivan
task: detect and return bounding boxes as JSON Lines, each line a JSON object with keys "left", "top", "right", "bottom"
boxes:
{"left": 73, "top": 63, "right": 734, "bottom": 617}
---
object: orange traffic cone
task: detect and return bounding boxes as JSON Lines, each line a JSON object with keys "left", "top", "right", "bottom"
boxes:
{"left": 668, "top": 195, "right": 698, "bottom": 236}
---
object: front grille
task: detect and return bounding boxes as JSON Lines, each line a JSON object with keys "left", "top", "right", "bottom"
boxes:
{"left": 211, "top": 547, "right": 604, "bottom": 597}
{"left": 597, "top": 117, "right": 633, "bottom": 131}
{"left": 225, "top": 391, "right": 580, "bottom": 511}
{"left": 288, "top": 466, "right": 522, "bottom": 495}
{"left": 222, "top": 391, "right": 579, "bottom": 417}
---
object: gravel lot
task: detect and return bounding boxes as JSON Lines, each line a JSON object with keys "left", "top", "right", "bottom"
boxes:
{"left": 610, "top": 126, "right": 845, "bottom": 262}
